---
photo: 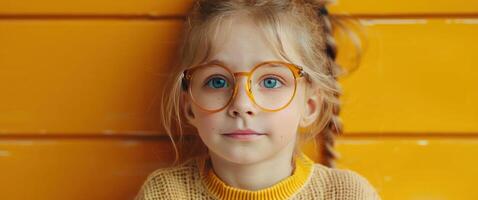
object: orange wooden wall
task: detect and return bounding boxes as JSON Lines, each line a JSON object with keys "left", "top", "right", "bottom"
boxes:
{"left": 1, "top": 0, "right": 477, "bottom": 199}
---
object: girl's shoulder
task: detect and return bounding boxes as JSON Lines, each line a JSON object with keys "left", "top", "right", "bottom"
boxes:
{"left": 304, "top": 163, "right": 381, "bottom": 200}
{"left": 134, "top": 159, "right": 207, "bottom": 200}
{"left": 143, "top": 158, "right": 198, "bottom": 182}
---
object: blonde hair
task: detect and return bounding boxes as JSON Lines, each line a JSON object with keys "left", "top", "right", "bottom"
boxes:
{"left": 160, "top": 0, "right": 362, "bottom": 167}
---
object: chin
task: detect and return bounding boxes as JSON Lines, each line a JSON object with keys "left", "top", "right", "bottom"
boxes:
{"left": 217, "top": 150, "right": 268, "bottom": 165}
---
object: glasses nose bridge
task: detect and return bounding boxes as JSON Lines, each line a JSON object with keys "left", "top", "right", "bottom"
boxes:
{"left": 230, "top": 71, "right": 254, "bottom": 101}
{"left": 232, "top": 71, "right": 252, "bottom": 87}
{"left": 233, "top": 71, "right": 251, "bottom": 78}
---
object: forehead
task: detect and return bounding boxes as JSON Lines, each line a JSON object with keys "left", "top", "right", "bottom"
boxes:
{"left": 203, "top": 13, "right": 299, "bottom": 72}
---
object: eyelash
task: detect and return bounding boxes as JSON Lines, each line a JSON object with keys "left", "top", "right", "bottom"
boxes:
{"left": 203, "top": 75, "right": 230, "bottom": 88}
{"left": 258, "top": 75, "right": 287, "bottom": 86}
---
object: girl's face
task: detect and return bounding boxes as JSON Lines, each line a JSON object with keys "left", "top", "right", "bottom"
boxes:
{"left": 184, "top": 16, "right": 314, "bottom": 165}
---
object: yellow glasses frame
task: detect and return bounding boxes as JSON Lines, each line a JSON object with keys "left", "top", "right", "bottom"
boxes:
{"left": 181, "top": 60, "right": 309, "bottom": 113}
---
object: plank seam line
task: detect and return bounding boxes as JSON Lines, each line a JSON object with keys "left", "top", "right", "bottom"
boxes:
{"left": 0, "top": 13, "right": 478, "bottom": 20}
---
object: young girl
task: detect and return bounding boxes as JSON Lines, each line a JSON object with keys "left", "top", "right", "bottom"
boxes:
{"left": 136, "top": 0, "right": 380, "bottom": 199}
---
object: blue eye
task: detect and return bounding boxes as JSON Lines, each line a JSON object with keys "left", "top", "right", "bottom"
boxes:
{"left": 262, "top": 77, "right": 282, "bottom": 89}
{"left": 206, "top": 77, "right": 229, "bottom": 89}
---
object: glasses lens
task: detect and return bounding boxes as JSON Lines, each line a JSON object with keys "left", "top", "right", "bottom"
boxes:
{"left": 251, "top": 63, "right": 296, "bottom": 110}
{"left": 189, "top": 65, "right": 234, "bottom": 111}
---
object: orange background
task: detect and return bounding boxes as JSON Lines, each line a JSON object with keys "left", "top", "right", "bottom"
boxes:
{"left": 1, "top": 0, "right": 477, "bottom": 199}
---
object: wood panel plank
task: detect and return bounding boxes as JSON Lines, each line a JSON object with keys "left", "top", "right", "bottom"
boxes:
{"left": 338, "top": 18, "right": 478, "bottom": 134}
{"left": 335, "top": 136, "right": 478, "bottom": 200}
{"left": 1, "top": 0, "right": 477, "bottom": 16}
{"left": 0, "top": 0, "right": 191, "bottom": 16}
{"left": 329, "top": 0, "right": 478, "bottom": 16}
{"left": 0, "top": 137, "right": 173, "bottom": 200}
{"left": 2, "top": 136, "right": 476, "bottom": 200}
{"left": 0, "top": 20, "right": 184, "bottom": 134}
{"left": 1, "top": 19, "right": 477, "bottom": 135}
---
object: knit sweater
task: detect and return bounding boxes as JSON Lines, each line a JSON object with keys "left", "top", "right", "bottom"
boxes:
{"left": 135, "top": 152, "right": 381, "bottom": 200}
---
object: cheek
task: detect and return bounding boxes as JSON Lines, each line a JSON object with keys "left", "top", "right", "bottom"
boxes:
{"left": 191, "top": 106, "right": 226, "bottom": 134}
{"left": 264, "top": 96, "right": 303, "bottom": 139}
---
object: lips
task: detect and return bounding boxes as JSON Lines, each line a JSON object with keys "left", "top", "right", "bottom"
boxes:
{"left": 222, "top": 129, "right": 266, "bottom": 136}
{"left": 222, "top": 129, "right": 266, "bottom": 141}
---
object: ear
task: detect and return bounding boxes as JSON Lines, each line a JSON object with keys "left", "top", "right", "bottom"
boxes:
{"left": 299, "top": 89, "right": 321, "bottom": 128}
{"left": 181, "top": 93, "right": 196, "bottom": 124}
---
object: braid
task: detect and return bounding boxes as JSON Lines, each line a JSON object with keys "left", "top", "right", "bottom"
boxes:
{"left": 317, "top": 5, "right": 343, "bottom": 168}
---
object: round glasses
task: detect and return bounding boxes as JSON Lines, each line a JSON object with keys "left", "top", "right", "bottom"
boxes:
{"left": 181, "top": 61, "right": 309, "bottom": 113}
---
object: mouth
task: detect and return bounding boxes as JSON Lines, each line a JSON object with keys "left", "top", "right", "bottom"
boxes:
{"left": 221, "top": 129, "right": 267, "bottom": 141}
{"left": 221, "top": 129, "right": 266, "bottom": 136}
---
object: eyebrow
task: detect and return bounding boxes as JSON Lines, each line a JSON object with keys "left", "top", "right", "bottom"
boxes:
{"left": 200, "top": 59, "right": 225, "bottom": 66}
{"left": 198, "top": 59, "right": 287, "bottom": 68}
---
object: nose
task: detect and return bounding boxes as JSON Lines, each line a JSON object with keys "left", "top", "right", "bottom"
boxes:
{"left": 227, "top": 77, "right": 258, "bottom": 117}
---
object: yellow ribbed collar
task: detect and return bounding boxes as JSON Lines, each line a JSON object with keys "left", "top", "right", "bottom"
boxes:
{"left": 197, "top": 152, "right": 315, "bottom": 200}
